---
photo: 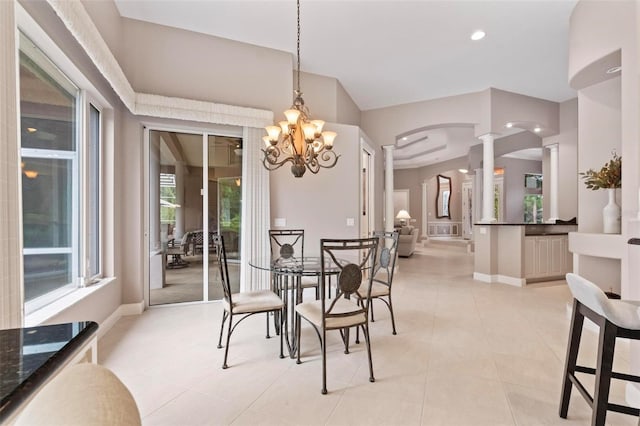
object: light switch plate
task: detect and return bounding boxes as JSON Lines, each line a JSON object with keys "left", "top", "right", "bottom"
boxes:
{"left": 479, "top": 227, "right": 487, "bottom": 234}
{"left": 274, "top": 218, "right": 286, "bottom": 227}
{"left": 346, "top": 218, "right": 355, "bottom": 227}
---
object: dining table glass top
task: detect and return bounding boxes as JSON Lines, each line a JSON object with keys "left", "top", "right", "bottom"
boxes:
{"left": 249, "top": 256, "right": 343, "bottom": 276}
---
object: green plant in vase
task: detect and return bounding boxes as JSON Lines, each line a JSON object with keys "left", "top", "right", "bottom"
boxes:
{"left": 580, "top": 151, "right": 621, "bottom": 233}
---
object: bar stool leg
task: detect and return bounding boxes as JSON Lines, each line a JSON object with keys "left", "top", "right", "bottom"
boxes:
{"left": 592, "top": 320, "right": 616, "bottom": 426}
{"left": 560, "top": 300, "right": 585, "bottom": 418}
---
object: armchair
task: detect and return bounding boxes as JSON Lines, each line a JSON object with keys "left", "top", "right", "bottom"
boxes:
{"left": 397, "top": 226, "right": 419, "bottom": 257}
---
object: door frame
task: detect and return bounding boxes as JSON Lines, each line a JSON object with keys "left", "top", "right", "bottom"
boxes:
{"left": 142, "top": 122, "right": 241, "bottom": 308}
{"left": 360, "top": 137, "right": 375, "bottom": 238}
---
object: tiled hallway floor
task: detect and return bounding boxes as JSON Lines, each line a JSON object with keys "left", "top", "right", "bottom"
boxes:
{"left": 99, "top": 244, "right": 637, "bottom": 425}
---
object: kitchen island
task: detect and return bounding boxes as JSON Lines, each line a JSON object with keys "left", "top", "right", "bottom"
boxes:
{"left": 473, "top": 223, "right": 577, "bottom": 286}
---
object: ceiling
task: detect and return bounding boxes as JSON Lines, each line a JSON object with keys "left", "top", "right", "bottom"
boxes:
{"left": 114, "top": 0, "right": 578, "bottom": 169}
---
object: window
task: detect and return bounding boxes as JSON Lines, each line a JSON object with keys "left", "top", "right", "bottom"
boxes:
{"left": 19, "top": 32, "right": 103, "bottom": 312}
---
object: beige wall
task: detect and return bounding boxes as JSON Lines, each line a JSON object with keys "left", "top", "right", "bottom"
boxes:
{"left": 546, "top": 98, "right": 578, "bottom": 222}
{"left": 361, "top": 91, "right": 485, "bottom": 147}
{"left": 270, "top": 123, "right": 361, "bottom": 254}
{"left": 118, "top": 18, "right": 292, "bottom": 115}
{"left": 570, "top": 0, "right": 638, "bottom": 237}
{"left": 495, "top": 158, "right": 543, "bottom": 223}
{"left": 577, "top": 77, "right": 622, "bottom": 234}
{"left": 336, "top": 80, "right": 361, "bottom": 126}
{"left": 490, "top": 88, "right": 559, "bottom": 135}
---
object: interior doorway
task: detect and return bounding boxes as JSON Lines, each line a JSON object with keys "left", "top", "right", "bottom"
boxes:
{"left": 360, "top": 139, "right": 375, "bottom": 238}
{"left": 145, "top": 128, "right": 243, "bottom": 306}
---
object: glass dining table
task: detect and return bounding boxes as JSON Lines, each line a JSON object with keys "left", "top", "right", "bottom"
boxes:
{"left": 249, "top": 256, "right": 342, "bottom": 358}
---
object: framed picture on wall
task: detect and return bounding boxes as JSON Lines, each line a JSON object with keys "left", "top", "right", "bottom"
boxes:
{"left": 524, "top": 173, "right": 543, "bottom": 189}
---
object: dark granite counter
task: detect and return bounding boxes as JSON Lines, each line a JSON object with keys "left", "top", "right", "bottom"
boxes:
{"left": 0, "top": 321, "right": 98, "bottom": 423}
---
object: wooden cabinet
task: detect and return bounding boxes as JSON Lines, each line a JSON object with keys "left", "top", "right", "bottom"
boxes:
{"left": 524, "top": 235, "right": 572, "bottom": 280}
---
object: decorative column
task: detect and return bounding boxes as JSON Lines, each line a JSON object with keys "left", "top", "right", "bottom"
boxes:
{"left": 479, "top": 134, "right": 497, "bottom": 223}
{"left": 546, "top": 143, "right": 559, "bottom": 223}
{"left": 0, "top": 0, "right": 23, "bottom": 328}
{"left": 421, "top": 181, "right": 428, "bottom": 239}
{"left": 383, "top": 145, "right": 395, "bottom": 233}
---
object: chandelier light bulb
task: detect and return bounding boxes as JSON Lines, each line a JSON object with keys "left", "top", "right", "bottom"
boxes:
{"left": 302, "top": 123, "right": 317, "bottom": 141}
{"left": 266, "top": 125, "right": 281, "bottom": 141}
{"left": 279, "top": 121, "right": 289, "bottom": 134}
{"left": 284, "top": 109, "right": 301, "bottom": 125}
{"left": 311, "top": 120, "right": 325, "bottom": 134}
{"left": 322, "top": 131, "right": 337, "bottom": 148}
{"left": 262, "top": 136, "right": 272, "bottom": 148}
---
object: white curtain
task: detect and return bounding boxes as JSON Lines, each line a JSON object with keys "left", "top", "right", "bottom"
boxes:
{"left": 240, "top": 127, "right": 271, "bottom": 291}
{"left": 0, "top": 0, "right": 24, "bottom": 328}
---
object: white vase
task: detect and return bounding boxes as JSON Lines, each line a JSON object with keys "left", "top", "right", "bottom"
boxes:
{"left": 603, "top": 188, "right": 621, "bottom": 234}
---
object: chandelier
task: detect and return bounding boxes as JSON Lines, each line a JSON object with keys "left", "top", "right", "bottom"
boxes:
{"left": 262, "top": 0, "right": 339, "bottom": 178}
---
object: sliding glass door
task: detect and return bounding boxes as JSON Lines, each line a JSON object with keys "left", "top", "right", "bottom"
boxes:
{"left": 147, "top": 129, "right": 242, "bottom": 306}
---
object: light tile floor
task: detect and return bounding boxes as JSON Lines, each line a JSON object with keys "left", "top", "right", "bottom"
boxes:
{"left": 99, "top": 244, "right": 638, "bottom": 425}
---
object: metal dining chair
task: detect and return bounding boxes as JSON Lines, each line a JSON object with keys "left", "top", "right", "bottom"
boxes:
{"left": 295, "top": 237, "right": 379, "bottom": 394}
{"left": 213, "top": 234, "right": 284, "bottom": 369}
{"left": 355, "top": 230, "right": 400, "bottom": 339}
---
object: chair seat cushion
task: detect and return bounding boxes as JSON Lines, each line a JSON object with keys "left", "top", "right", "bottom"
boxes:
{"left": 356, "top": 281, "right": 390, "bottom": 299}
{"left": 295, "top": 298, "right": 366, "bottom": 329}
{"left": 567, "top": 273, "right": 640, "bottom": 330}
{"left": 224, "top": 290, "right": 283, "bottom": 314}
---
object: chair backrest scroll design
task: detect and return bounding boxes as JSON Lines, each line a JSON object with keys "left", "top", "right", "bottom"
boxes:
{"left": 320, "top": 237, "right": 379, "bottom": 320}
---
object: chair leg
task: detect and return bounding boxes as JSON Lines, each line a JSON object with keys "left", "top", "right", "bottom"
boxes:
{"left": 217, "top": 311, "right": 228, "bottom": 349}
{"left": 362, "top": 323, "right": 375, "bottom": 383}
{"left": 222, "top": 313, "right": 233, "bottom": 369}
{"left": 266, "top": 312, "right": 271, "bottom": 339}
{"left": 388, "top": 295, "right": 397, "bottom": 335}
{"left": 296, "top": 313, "right": 302, "bottom": 364}
{"left": 279, "top": 310, "right": 284, "bottom": 359}
{"left": 343, "top": 328, "right": 350, "bottom": 354}
{"left": 560, "top": 300, "right": 584, "bottom": 418}
{"left": 322, "top": 328, "right": 328, "bottom": 394}
{"left": 592, "top": 320, "right": 617, "bottom": 426}
{"left": 371, "top": 301, "right": 375, "bottom": 322}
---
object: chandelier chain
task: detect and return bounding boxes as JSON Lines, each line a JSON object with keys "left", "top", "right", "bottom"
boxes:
{"left": 296, "top": 0, "right": 301, "bottom": 94}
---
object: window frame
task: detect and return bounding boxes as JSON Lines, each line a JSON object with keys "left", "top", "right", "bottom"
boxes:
{"left": 17, "top": 6, "right": 111, "bottom": 315}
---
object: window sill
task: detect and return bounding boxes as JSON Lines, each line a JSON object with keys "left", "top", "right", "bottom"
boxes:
{"left": 24, "top": 277, "right": 116, "bottom": 327}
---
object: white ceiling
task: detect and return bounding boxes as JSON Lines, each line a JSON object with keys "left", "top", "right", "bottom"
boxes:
{"left": 114, "top": 0, "right": 578, "bottom": 169}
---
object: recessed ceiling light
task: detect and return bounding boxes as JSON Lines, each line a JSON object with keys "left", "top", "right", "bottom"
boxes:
{"left": 401, "top": 137, "right": 408, "bottom": 141}
{"left": 606, "top": 66, "right": 622, "bottom": 74}
{"left": 505, "top": 122, "right": 513, "bottom": 128}
{"left": 458, "top": 169, "right": 468, "bottom": 174}
{"left": 470, "top": 30, "right": 486, "bottom": 41}
{"left": 533, "top": 126, "right": 542, "bottom": 133}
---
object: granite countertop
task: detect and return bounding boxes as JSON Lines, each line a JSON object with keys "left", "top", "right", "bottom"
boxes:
{"left": 0, "top": 321, "right": 98, "bottom": 422}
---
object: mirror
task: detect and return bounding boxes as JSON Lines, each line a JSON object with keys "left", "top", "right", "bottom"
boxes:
{"left": 436, "top": 174, "right": 451, "bottom": 218}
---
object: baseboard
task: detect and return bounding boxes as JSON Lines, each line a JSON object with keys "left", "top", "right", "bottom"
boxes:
{"left": 472, "top": 273, "right": 525, "bottom": 287}
{"left": 473, "top": 272, "right": 492, "bottom": 283}
{"left": 497, "top": 275, "right": 526, "bottom": 287}
{"left": 98, "top": 301, "right": 144, "bottom": 339}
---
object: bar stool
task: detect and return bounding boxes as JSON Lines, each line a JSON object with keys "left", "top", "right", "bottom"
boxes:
{"left": 560, "top": 273, "right": 640, "bottom": 426}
